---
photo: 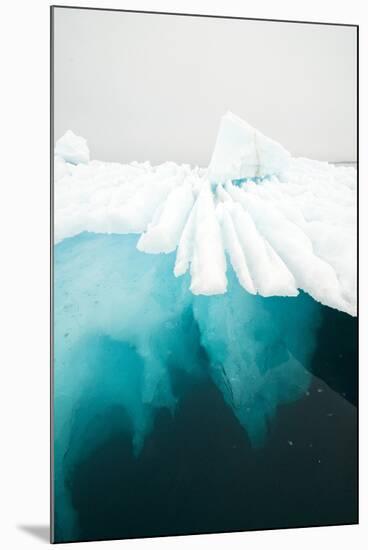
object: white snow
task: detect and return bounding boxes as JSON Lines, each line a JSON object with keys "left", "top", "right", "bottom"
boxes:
{"left": 54, "top": 121, "right": 357, "bottom": 316}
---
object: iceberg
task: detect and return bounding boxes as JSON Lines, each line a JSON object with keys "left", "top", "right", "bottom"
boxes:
{"left": 55, "top": 129, "right": 90, "bottom": 165}
{"left": 208, "top": 111, "right": 291, "bottom": 182}
{"left": 53, "top": 114, "right": 357, "bottom": 541}
{"left": 54, "top": 115, "right": 357, "bottom": 315}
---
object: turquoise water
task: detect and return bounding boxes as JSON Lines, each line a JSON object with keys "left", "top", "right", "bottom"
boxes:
{"left": 231, "top": 175, "right": 274, "bottom": 186}
{"left": 53, "top": 232, "right": 357, "bottom": 543}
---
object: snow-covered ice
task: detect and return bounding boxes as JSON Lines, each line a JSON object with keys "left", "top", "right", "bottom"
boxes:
{"left": 55, "top": 129, "right": 90, "bottom": 165}
{"left": 54, "top": 114, "right": 356, "bottom": 316}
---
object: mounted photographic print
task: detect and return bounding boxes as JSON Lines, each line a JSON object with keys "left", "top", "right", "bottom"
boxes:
{"left": 51, "top": 6, "right": 358, "bottom": 544}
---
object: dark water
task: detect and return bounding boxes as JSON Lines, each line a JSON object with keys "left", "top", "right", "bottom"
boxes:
{"left": 57, "top": 306, "right": 357, "bottom": 543}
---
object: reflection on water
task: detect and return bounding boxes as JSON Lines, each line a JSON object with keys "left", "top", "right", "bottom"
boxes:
{"left": 53, "top": 233, "right": 357, "bottom": 543}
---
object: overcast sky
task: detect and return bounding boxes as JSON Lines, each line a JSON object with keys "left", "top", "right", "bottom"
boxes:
{"left": 53, "top": 8, "right": 357, "bottom": 165}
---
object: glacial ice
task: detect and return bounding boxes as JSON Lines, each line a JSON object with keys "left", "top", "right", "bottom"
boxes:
{"left": 55, "top": 129, "right": 90, "bottom": 165}
{"left": 54, "top": 116, "right": 357, "bottom": 315}
{"left": 53, "top": 115, "right": 357, "bottom": 540}
{"left": 208, "top": 111, "right": 291, "bottom": 182}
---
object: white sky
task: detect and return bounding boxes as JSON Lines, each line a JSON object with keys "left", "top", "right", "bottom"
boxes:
{"left": 54, "top": 8, "right": 357, "bottom": 165}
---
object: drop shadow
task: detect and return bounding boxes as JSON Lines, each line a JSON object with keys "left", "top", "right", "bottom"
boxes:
{"left": 17, "top": 525, "right": 50, "bottom": 543}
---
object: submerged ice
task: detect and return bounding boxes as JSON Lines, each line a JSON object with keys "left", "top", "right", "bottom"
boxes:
{"left": 54, "top": 232, "right": 321, "bottom": 539}
{"left": 53, "top": 114, "right": 357, "bottom": 539}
